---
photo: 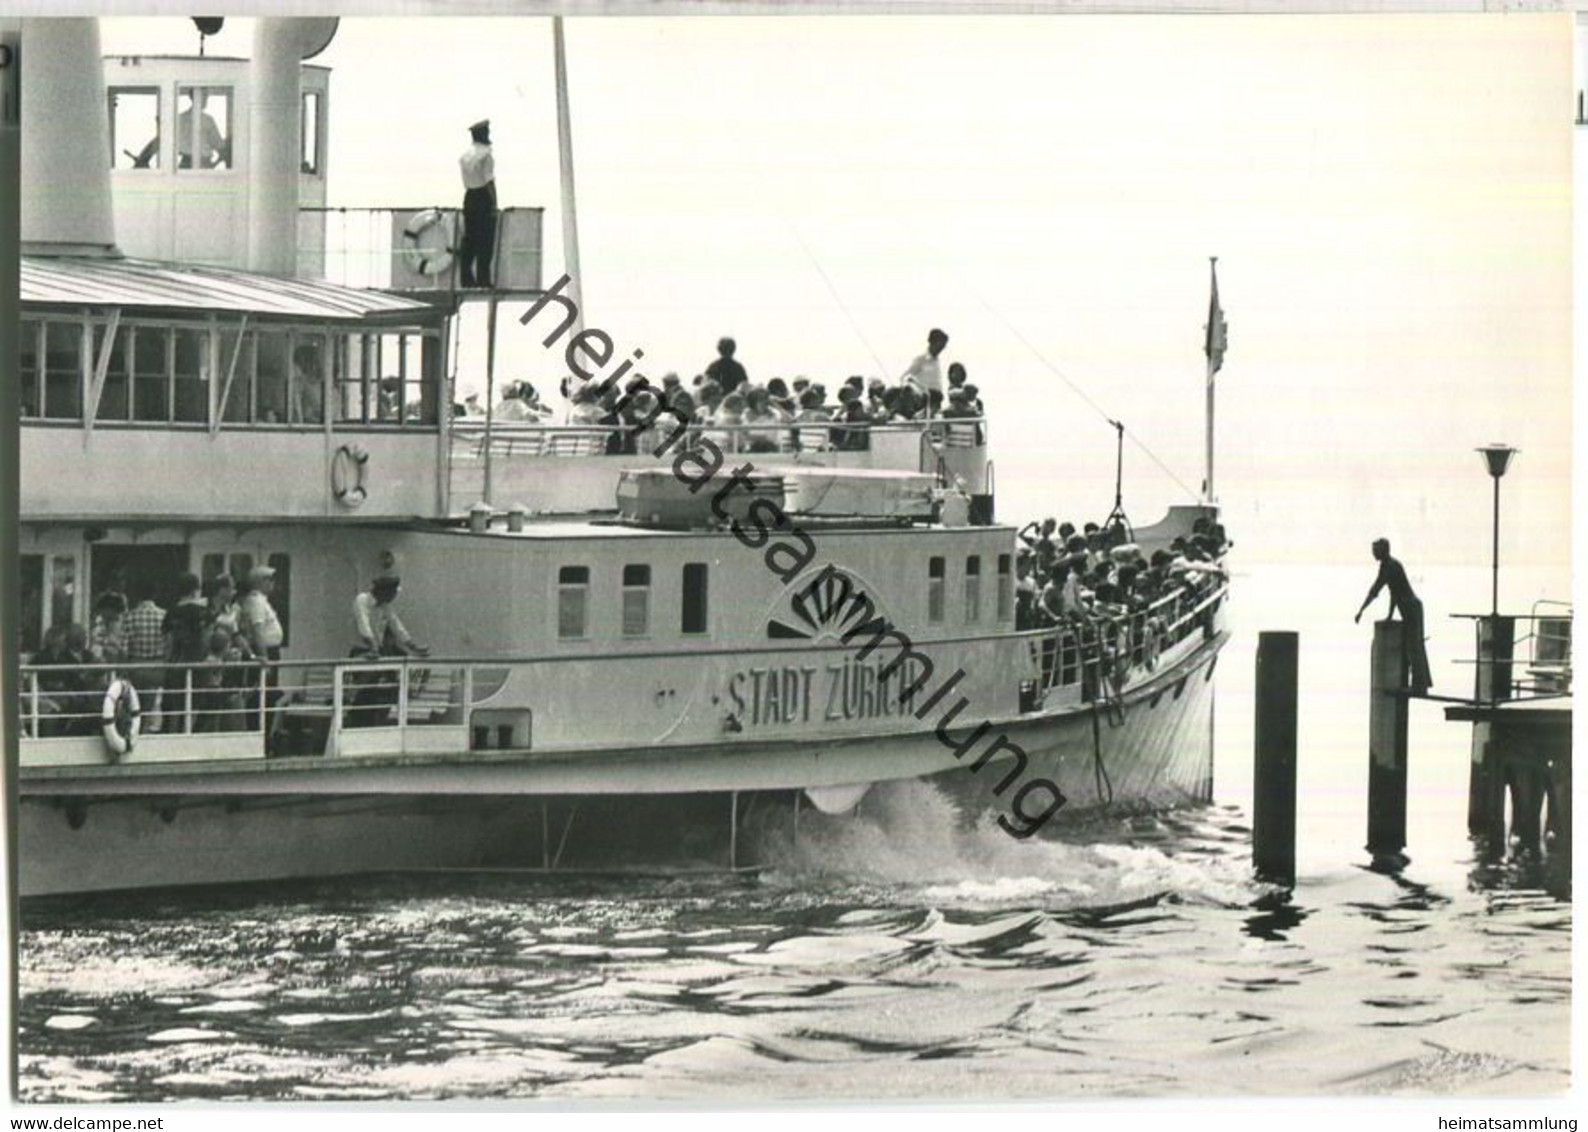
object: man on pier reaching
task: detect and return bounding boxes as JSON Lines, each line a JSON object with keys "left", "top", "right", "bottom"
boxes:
{"left": 1355, "top": 538, "right": 1433, "bottom": 693}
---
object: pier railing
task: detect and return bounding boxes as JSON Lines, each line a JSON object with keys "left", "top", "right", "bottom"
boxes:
{"left": 1449, "top": 604, "right": 1573, "bottom": 703}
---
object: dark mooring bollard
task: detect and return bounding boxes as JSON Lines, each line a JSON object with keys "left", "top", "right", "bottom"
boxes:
{"left": 1253, "top": 632, "right": 1299, "bottom": 885}
{"left": 1367, "top": 620, "right": 1410, "bottom": 865}
{"left": 1467, "top": 615, "right": 1514, "bottom": 844}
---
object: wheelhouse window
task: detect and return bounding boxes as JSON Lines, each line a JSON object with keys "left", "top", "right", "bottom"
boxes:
{"left": 965, "top": 555, "right": 982, "bottom": 623}
{"left": 301, "top": 90, "right": 322, "bottom": 175}
{"left": 996, "top": 553, "right": 1013, "bottom": 622}
{"left": 109, "top": 87, "right": 161, "bottom": 170}
{"left": 558, "top": 566, "right": 590, "bottom": 639}
{"left": 622, "top": 564, "right": 651, "bottom": 638}
{"left": 174, "top": 86, "right": 232, "bottom": 170}
{"left": 681, "top": 563, "right": 709, "bottom": 635}
{"left": 927, "top": 557, "right": 945, "bottom": 624}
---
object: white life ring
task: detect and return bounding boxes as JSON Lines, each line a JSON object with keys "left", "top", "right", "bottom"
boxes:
{"left": 332, "top": 443, "right": 370, "bottom": 508}
{"left": 401, "top": 209, "right": 456, "bottom": 277}
{"left": 102, "top": 678, "right": 141, "bottom": 759}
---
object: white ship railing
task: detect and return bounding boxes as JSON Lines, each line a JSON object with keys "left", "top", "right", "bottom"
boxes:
{"left": 17, "top": 577, "right": 1226, "bottom": 769}
{"left": 447, "top": 417, "right": 989, "bottom": 510}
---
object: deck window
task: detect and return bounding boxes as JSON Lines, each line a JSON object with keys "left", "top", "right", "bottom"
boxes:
{"left": 131, "top": 325, "right": 170, "bottom": 422}
{"left": 109, "top": 87, "right": 161, "bottom": 170}
{"left": 201, "top": 552, "right": 255, "bottom": 588}
{"left": 255, "top": 331, "right": 293, "bottom": 423}
{"left": 335, "top": 334, "right": 368, "bottom": 423}
{"left": 20, "top": 320, "right": 40, "bottom": 419}
{"left": 91, "top": 320, "right": 131, "bottom": 422}
{"left": 174, "top": 86, "right": 232, "bottom": 171}
{"left": 217, "top": 325, "right": 256, "bottom": 423}
{"left": 681, "top": 563, "right": 709, "bottom": 635}
{"left": 622, "top": 564, "right": 651, "bottom": 638}
{"left": 301, "top": 90, "right": 322, "bottom": 176}
{"left": 173, "top": 327, "right": 210, "bottom": 423}
{"left": 43, "top": 321, "right": 84, "bottom": 421}
{"left": 49, "top": 555, "right": 77, "bottom": 635}
{"left": 996, "top": 554, "right": 1013, "bottom": 622}
{"left": 558, "top": 566, "right": 590, "bottom": 639}
{"left": 19, "top": 555, "right": 43, "bottom": 655}
{"left": 288, "top": 332, "right": 326, "bottom": 425}
{"left": 927, "top": 557, "right": 945, "bottom": 624}
{"left": 965, "top": 555, "right": 982, "bottom": 623}
{"left": 267, "top": 553, "right": 292, "bottom": 648}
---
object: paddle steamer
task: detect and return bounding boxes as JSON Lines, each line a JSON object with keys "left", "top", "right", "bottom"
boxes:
{"left": 13, "top": 18, "right": 1228, "bottom": 895}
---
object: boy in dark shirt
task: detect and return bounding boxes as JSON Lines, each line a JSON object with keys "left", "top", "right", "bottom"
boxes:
{"left": 1355, "top": 538, "right": 1433, "bottom": 692}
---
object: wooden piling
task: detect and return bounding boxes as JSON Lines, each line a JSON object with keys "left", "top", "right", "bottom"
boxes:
{"left": 1467, "top": 615, "right": 1514, "bottom": 842}
{"left": 1253, "top": 632, "right": 1299, "bottom": 884}
{"left": 1367, "top": 620, "right": 1410, "bottom": 864}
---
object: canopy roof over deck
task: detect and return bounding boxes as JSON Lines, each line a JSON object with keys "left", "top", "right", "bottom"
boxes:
{"left": 20, "top": 255, "right": 442, "bottom": 325}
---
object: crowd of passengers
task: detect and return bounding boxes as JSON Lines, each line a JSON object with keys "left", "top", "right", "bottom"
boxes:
{"left": 23, "top": 564, "right": 428, "bottom": 742}
{"left": 25, "top": 569, "right": 276, "bottom": 738}
{"left": 455, "top": 334, "right": 987, "bottom": 454}
{"left": 1016, "top": 516, "right": 1232, "bottom": 681}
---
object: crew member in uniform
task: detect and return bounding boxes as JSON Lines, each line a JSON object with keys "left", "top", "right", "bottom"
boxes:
{"left": 458, "top": 118, "right": 498, "bottom": 288}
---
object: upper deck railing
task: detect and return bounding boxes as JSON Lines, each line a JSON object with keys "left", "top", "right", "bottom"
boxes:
{"left": 447, "top": 417, "right": 991, "bottom": 514}
{"left": 298, "top": 206, "right": 545, "bottom": 294}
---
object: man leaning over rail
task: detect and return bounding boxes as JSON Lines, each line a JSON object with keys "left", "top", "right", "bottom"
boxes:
{"left": 1355, "top": 537, "right": 1433, "bottom": 694}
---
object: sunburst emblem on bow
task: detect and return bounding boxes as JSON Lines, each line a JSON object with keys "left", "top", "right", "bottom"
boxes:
{"left": 767, "top": 567, "right": 876, "bottom": 641}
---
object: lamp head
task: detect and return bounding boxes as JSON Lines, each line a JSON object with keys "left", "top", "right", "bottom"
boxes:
{"left": 1477, "top": 443, "right": 1518, "bottom": 479}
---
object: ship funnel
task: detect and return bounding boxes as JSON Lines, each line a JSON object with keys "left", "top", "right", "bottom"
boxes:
{"left": 247, "top": 17, "right": 337, "bottom": 275}
{"left": 19, "top": 18, "right": 119, "bottom": 257}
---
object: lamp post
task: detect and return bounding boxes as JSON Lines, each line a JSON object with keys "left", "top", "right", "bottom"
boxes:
{"left": 1477, "top": 444, "right": 1518, "bottom": 617}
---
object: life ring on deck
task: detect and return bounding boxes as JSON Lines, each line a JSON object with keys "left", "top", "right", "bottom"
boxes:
{"left": 400, "top": 209, "right": 456, "bottom": 277}
{"left": 101, "top": 679, "right": 141, "bottom": 759}
{"left": 332, "top": 443, "right": 370, "bottom": 508}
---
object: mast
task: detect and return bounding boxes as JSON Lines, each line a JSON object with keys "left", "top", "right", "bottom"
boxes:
{"left": 1204, "top": 338, "right": 1215, "bottom": 502}
{"left": 1203, "top": 256, "right": 1226, "bottom": 504}
{"left": 553, "top": 16, "right": 585, "bottom": 338}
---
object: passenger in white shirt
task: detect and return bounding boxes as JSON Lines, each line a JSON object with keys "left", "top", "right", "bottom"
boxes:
{"left": 900, "top": 328, "right": 949, "bottom": 411}
{"left": 458, "top": 119, "right": 498, "bottom": 288}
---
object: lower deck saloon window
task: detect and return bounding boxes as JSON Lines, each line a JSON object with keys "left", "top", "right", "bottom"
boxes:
{"left": 558, "top": 566, "right": 590, "bottom": 639}
{"left": 622, "top": 564, "right": 651, "bottom": 638}
{"left": 681, "top": 563, "right": 709, "bottom": 635}
{"left": 928, "top": 556, "right": 945, "bottom": 624}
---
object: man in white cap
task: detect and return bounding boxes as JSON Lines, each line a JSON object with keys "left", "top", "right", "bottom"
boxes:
{"left": 237, "top": 564, "right": 286, "bottom": 745}
{"left": 458, "top": 119, "right": 498, "bottom": 288}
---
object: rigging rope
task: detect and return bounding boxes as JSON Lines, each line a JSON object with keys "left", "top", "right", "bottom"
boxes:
{"left": 893, "top": 215, "right": 1202, "bottom": 504}
{"left": 786, "top": 223, "right": 890, "bottom": 380}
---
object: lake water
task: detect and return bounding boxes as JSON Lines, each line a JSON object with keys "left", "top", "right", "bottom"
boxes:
{"left": 14, "top": 564, "right": 1571, "bottom": 1102}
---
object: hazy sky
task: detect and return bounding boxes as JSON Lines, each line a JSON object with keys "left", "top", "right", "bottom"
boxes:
{"left": 100, "top": 14, "right": 1573, "bottom": 579}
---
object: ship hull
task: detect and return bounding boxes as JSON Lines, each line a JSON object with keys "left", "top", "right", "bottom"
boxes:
{"left": 19, "top": 638, "right": 1220, "bottom": 897}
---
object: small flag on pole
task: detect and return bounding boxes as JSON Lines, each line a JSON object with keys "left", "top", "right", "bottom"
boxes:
{"left": 1204, "top": 257, "right": 1228, "bottom": 381}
